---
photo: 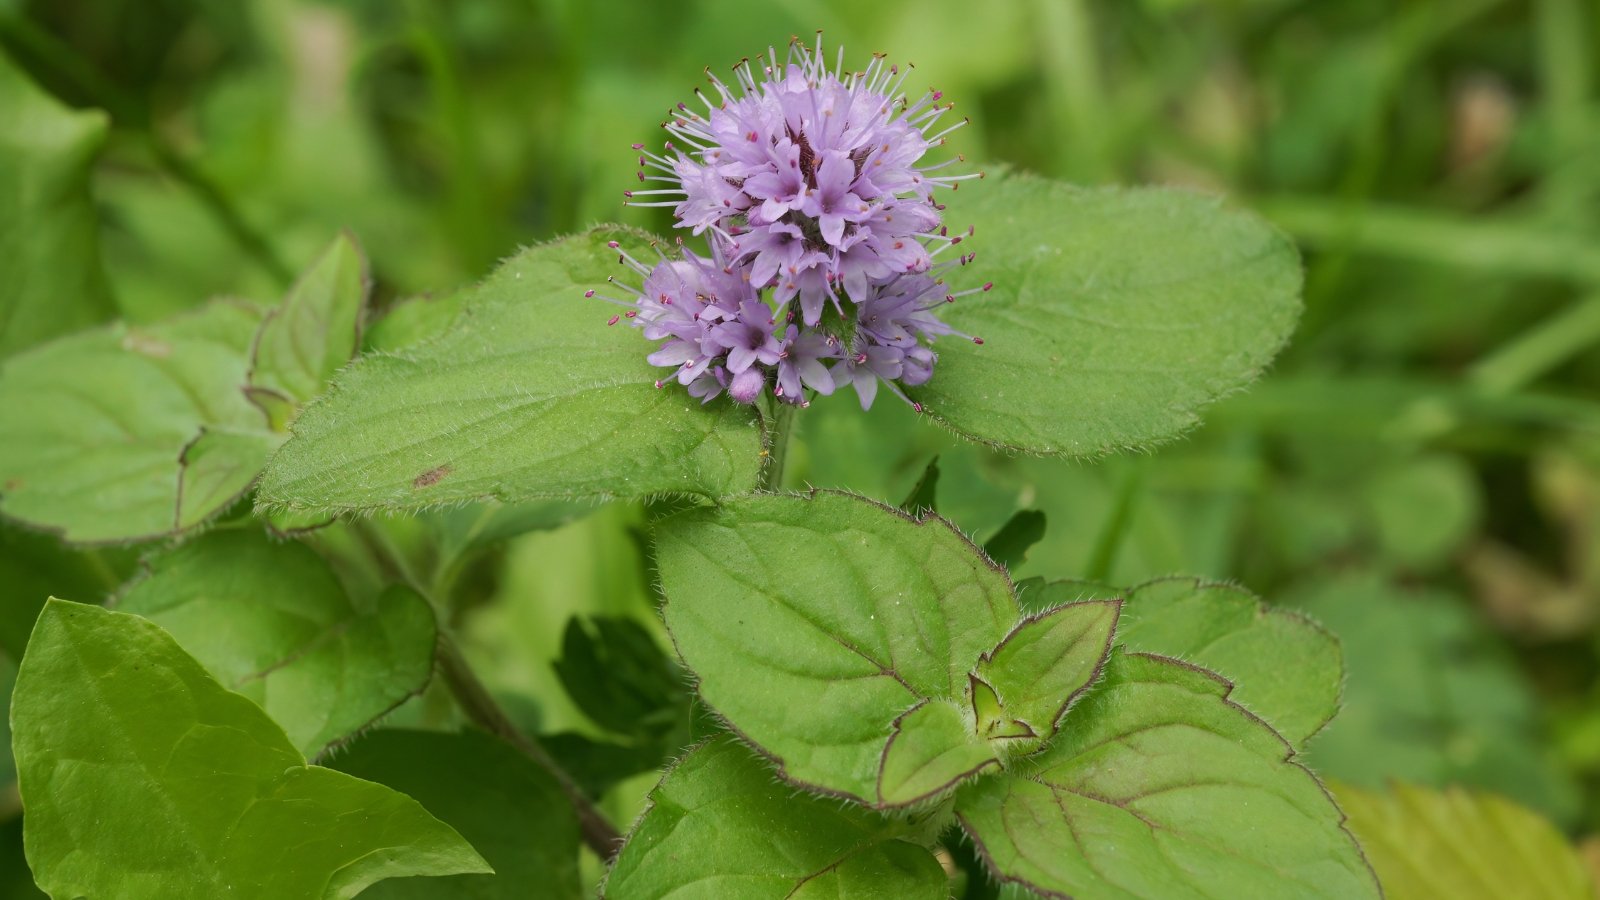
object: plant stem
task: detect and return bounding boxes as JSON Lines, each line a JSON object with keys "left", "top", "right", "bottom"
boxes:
{"left": 761, "top": 401, "right": 800, "bottom": 491}
{"left": 435, "top": 632, "right": 623, "bottom": 859}
{"left": 351, "top": 518, "right": 623, "bottom": 858}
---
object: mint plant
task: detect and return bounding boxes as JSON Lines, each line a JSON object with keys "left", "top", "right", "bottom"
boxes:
{"left": 1, "top": 37, "right": 1382, "bottom": 899}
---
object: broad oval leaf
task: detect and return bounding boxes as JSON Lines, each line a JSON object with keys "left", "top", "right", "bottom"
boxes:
{"left": 255, "top": 227, "right": 764, "bottom": 516}
{"left": 956, "top": 650, "right": 1379, "bottom": 900}
{"left": 12, "top": 599, "right": 488, "bottom": 900}
{"left": 655, "top": 491, "right": 1016, "bottom": 805}
{"left": 655, "top": 491, "right": 1119, "bottom": 807}
{"left": 913, "top": 174, "right": 1301, "bottom": 456}
{"left": 604, "top": 735, "right": 946, "bottom": 900}
{"left": 1332, "top": 781, "right": 1595, "bottom": 900}
{"left": 333, "top": 729, "right": 582, "bottom": 900}
{"left": 118, "top": 529, "right": 437, "bottom": 758}
{"left": 0, "top": 50, "right": 116, "bottom": 359}
{"left": 1114, "top": 576, "right": 1341, "bottom": 748}
{"left": 0, "top": 299, "right": 278, "bottom": 544}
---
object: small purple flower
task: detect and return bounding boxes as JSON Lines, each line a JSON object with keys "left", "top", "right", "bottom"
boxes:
{"left": 775, "top": 330, "right": 838, "bottom": 402}
{"left": 627, "top": 37, "right": 983, "bottom": 324}
{"left": 709, "top": 300, "right": 784, "bottom": 374}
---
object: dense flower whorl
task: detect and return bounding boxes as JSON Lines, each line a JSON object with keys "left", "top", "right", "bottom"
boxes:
{"left": 603, "top": 39, "right": 987, "bottom": 411}
{"left": 589, "top": 239, "right": 989, "bottom": 411}
{"left": 625, "top": 36, "right": 982, "bottom": 325}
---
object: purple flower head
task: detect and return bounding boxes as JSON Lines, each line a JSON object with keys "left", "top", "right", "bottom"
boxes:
{"left": 590, "top": 239, "right": 987, "bottom": 411}
{"left": 832, "top": 272, "right": 989, "bottom": 411}
{"left": 590, "top": 239, "right": 844, "bottom": 408}
{"left": 625, "top": 36, "right": 983, "bottom": 325}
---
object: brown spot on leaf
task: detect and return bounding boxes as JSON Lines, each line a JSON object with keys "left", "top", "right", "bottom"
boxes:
{"left": 4, "top": 478, "right": 21, "bottom": 492}
{"left": 413, "top": 465, "right": 451, "bottom": 489}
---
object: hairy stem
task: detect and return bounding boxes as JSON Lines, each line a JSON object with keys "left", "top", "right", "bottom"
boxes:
{"left": 350, "top": 518, "right": 623, "bottom": 857}
{"left": 436, "top": 632, "right": 624, "bottom": 858}
{"left": 350, "top": 515, "right": 624, "bottom": 851}
{"left": 762, "top": 401, "right": 800, "bottom": 491}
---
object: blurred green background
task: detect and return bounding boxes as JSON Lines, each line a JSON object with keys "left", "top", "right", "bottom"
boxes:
{"left": 1, "top": 0, "right": 1598, "bottom": 886}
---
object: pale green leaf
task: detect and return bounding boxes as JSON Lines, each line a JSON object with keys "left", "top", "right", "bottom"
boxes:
{"left": 249, "top": 233, "right": 369, "bottom": 411}
{"left": 913, "top": 174, "right": 1301, "bottom": 456}
{"left": 13, "top": 599, "right": 488, "bottom": 900}
{"left": 428, "top": 499, "right": 588, "bottom": 563}
{"left": 176, "top": 428, "right": 285, "bottom": 530}
{"left": 878, "top": 699, "right": 1002, "bottom": 805}
{"left": 957, "top": 650, "right": 1379, "bottom": 900}
{"left": 971, "top": 599, "right": 1120, "bottom": 752}
{"left": 255, "top": 227, "right": 763, "bottom": 516}
{"left": 333, "top": 729, "right": 582, "bottom": 900}
{"left": 118, "top": 529, "right": 436, "bottom": 758}
{"left": 0, "top": 300, "right": 279, "bottom": 543}
{"left": 1332, "top": 782, "right": 1596, "bottom": 900}
{"left": 365, "top": 291, "right": 468, "bottom": 353}
{"left": 605, "top": 736, "right": 947, "bottom": 900}
{"left": 1115, "top": 576, "right": 1341, "bottom": 748}
{"left": 0, "top": 50, "right": 116, "bottom": 359}
{"left": 654, "top": 491, "right": 1016, "bottom": 805}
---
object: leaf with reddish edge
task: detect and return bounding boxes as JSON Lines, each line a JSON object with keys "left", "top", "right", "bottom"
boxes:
{"left": 956, "top": 650, "right": 1380, "bottom": 900}
{"left": 653, "top": 491, "right": 1119, "bottom": 808}
{"left": 605, "top": 735, "right": 946, "bottom": 900}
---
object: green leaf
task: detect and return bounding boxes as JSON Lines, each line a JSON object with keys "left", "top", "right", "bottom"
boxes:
{"left": 12, "top": 600, "right": 488, "bottom": 899}
{"left": 970, "top": 599, "right": 1120, "bottom": 754}
{"left": 256, "top": 227, "right": 763, "bottom": 517}
{"left": 117, "top": 529, "right": 437, "bottom": 758}
{"left": 248, "top": 233, "right": 369, "bottom": 413}
{"left": 913, "top": 174, "right": 1301, "bottom": 456}
{"left": 332, "top": 729, "right": 582, "bottom": 900}
{"left": 981, "top": 510, "right": 1046, "bottom": 571}
{"left": 899, "top": 456, "right": 941, "bottom": 513}
{"left": 1114, "top": 576, "right": 1342, "bottom": 748}
{"left": 552, "top": 616, "right": 685, "bottom": 739}
{"left": 365, "top": 291, "right": 468, "bottom": 354}
{"left": 429, "top": 500, "right": 587, "bottom": 560}
{"left": 0, "top": 299, "right": 279, "bottom": 544}
{"left": 654, "top": 491, "right": 1015, "bottom": 805}
{"left": 655, "top": 491, "right": 1118, "bottom": 806}
{"left": 1331, "top": 782, "right": 1595, "bottom": 900}
{"left": 0, "top": 49, "right": 116, "bottom": 359}
{"left": 878, "top": 700, "right": 1001, "bottom": 805}
{"left": 605, "top": 736, "right": 947, "bottom": 900}
{"left": 176, "top": 428, "right": 285, "bottom": 530}
{"left": 956, "top": 650, "right": 1379, "bottom": 900}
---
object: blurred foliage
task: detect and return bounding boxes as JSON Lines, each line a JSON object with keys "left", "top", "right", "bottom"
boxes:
{"left": 1, "top": 0, "right": 1598, "bottom": 886}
